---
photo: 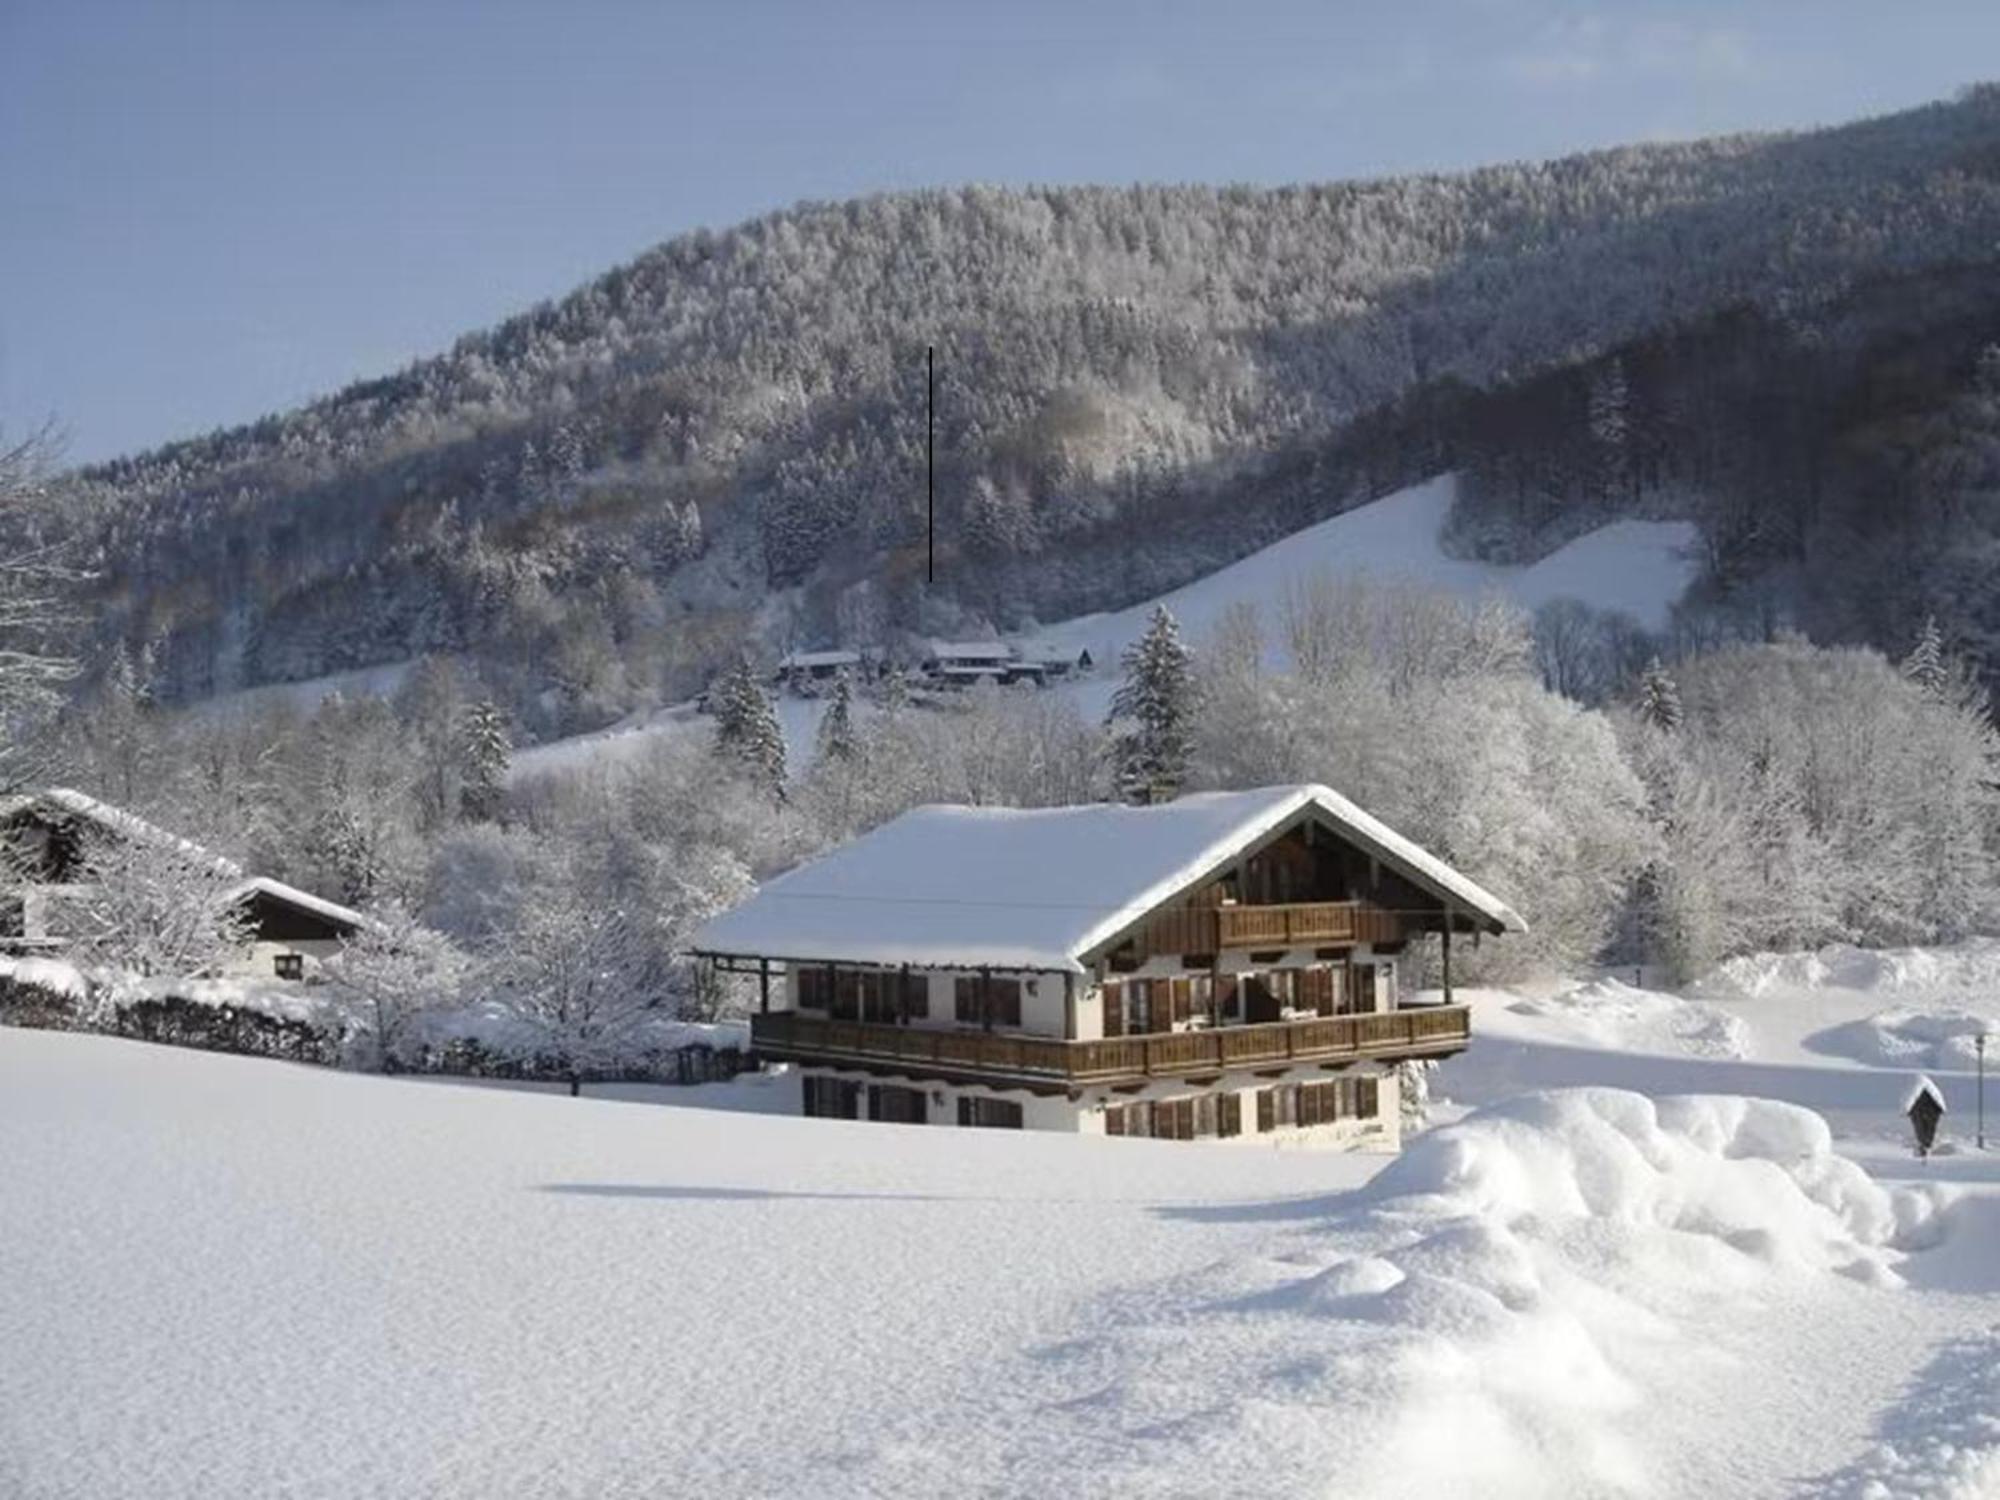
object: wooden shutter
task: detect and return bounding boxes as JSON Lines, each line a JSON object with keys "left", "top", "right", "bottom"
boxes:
{"left": 1170, "top": 978, "right": 1192, "bottom": 1025}
{"left": 1216, "top": 973, "right": 1239, "bottom": 1023}
{"left": 1104, "top": 1104, "right": 1125, "bottom": 1137}
{"left": 1358, "top": 1077, "right": 1379, "bottom": 1119}
{"left": 1101, "top": 979, "right": 1124, "bottom": 1038}
{"left": 954, "top": 977, "right": 979, "bottom": 1024}
{"left": 1219, "top": 1092, "right": 1242, "bottom": 1138}
{"left": 1256, "top": 1088, "right": 1274, "bottom": 1133}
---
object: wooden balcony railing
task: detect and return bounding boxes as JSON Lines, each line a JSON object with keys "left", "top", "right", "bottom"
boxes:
{"left": 750, "top": 1005, "right": 1470, "bottom": 1085}
{"left": 1132, "top": 900, "right": 1402, "bottom": 958}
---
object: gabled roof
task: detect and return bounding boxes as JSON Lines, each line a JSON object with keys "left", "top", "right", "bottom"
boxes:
{"left": 0, "top": 788, "right": 366, "bottom": 932}
{"left": 691, "top": 784, "right": 1525, "bottom": 973}
{"left": 778, "top": 649, "right": 863, "bottom": 669}
{"left": 926, "top": 641, "right": 1015, "bottom": 660}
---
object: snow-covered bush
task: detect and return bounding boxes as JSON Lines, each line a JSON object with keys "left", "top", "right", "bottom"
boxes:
{"left": 319, "top": 901, "right": 470, "bottom": 1070}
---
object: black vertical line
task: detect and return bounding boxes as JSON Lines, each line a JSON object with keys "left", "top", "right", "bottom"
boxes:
{"left": 926, "top": 345, "right": 935, "bottom": 584}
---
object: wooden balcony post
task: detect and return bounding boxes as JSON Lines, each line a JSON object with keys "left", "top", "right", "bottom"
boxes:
{"left": 758, "top": 958, "right": 770, "bottom": 1014}
{"left": 1441, "top": 920, "right": 1453, "bottom": 1006}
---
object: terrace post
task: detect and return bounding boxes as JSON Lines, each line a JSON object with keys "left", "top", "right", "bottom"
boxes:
{"left": 758, "top": 958, "right": 770, "bottom": 1015}
{"left": 1441, "top": 920, "right": 1453, "bottom": 1007}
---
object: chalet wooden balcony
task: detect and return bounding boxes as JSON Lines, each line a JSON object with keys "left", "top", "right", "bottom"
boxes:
{"left": 750, "top": 1005, "right": 1470, "bottom": 1088}
{"left": 1131, "top": 900, "right": 1404, "bottom": 958}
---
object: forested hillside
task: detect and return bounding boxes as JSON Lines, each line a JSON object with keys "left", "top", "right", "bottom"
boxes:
{"left": 50, "top": 85, "right": 2000, "bottom": 735}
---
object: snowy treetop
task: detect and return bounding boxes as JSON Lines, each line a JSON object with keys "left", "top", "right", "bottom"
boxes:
{"left": 691, "top": 783, "right": 1524, "bottom": 973}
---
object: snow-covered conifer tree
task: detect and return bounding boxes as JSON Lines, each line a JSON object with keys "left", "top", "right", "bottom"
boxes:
{"left": 1107, "top": 604, "right": 1194, "bottom": 804}
{"left": 1902, "top": 615, "right": 1948, "bottom": 698}
{"left": 815, "top": 673, "right": 858, "bottom": 762}
{"left": 1635, "top": 657, "right": 1683, "bottom": 732}
{"left": 712, "top": 656, "right": 787, "bottom": 797}
{"left": 459, "top": 700, "right": 511, "bottom": 822}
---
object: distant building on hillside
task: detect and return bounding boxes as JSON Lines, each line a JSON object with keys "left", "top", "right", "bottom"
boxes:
{"left": 0, "top": 788, "right": 364, "bottom": 981}
{"left": 691, "top": 784, "right": 1522, "bottom": 1148}
{"left": 774, "top": 649, "right": 865, "bottom": 688}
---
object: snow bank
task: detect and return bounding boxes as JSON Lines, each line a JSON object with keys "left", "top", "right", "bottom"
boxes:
{"left": 1704, "top": 938, "right": 2000, "bottom": 1002}
{"left": 847, "top": 1088, "right": 1941, "bottom": 1497}
{"left": 0, "top": 954, "right": 87, "bottom": 999}
{"left": 1819, "top": 1009, "right": 2000, "bottom": 1073}
{"left": 1505, "top": 977, "right": 1749, "bottom": 1059}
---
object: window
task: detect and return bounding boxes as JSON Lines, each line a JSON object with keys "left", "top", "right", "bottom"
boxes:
{"left": 1218, "top": 1092, "right": 1242, "bottom": 1138}
{"left": 793, "top": 966, "right": 832, "bottom": 1011}
{"left": 860, "top": 972, "right": 896, "bottom": 1023}
{"left": 1253, "top": 1078, "right": 1379, "bottom": 1131}
{"left": 272, "top": 953, "right": 304, "bottom": 981}
{"left": 832, "top": 969, "right": 861, "bottom": 1020}
{"left": 901, "top": 971, "right": 930, "bottom": 1020}
{"left": 867, "top": 1084, "right": 927, "bottom": 1124}
{"left": 957, "top": 1096, "right": 1023, "bottom": 1129}
{"left": 954, "top": 974, "right": 1022, "bottom": 1028}
{"left": 803, "top": 1076, "right": 861, "bottom": 1119}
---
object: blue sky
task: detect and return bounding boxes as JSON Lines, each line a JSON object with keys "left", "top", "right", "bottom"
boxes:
{"left": 4, "top": 1, "right": 1996, "bottom": 464}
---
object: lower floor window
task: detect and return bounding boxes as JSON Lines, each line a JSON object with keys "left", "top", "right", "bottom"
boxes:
{"left": 957, "top": 1095, "right": 1024, "bottom": 1129}
{"left": 803, "top": 1076, "right": 862, "bottom": 1119}
{"left": 1105, "top": 1091, "right": 1243, "bottom": 1140}
{"left": 1255, "top": 1075, "right": 1382, "bottom": 1132}
{"left": 867, "top": 1084, "right": 927, "bottom": 1124}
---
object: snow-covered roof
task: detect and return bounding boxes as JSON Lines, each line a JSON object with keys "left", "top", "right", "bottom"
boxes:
{"left": 691, "top": 783, "right": 1525, "bottom": 973}
{"left": 778, "top": 650, "right": 862, "bottom": 670}
{"left": 2, "top": 787, "right": 245, "bottom": 878}
{"left": 224, "top": 876, "right": 366, "bottom": 933}
{"left": 1903, "top": 1075, "right": 1948, "bottom": 1114}
{"left": 927, "top": 641, "right": 1015, "bottom": 661}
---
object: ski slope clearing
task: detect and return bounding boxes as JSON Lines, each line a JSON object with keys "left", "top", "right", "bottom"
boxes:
{"left": 7, "top": 1012, "right": 2000, "bottom": 1499}
{"left": 1035, "top": 473, "right": 1693, "bottom": 685}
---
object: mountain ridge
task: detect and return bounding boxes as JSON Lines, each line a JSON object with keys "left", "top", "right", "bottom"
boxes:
{"left": 49, "top": 85, "right": 2000, "bottom": 733}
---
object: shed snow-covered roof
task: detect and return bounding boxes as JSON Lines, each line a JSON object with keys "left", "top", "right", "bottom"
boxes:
{"left": 226, "top": 877, "right": 366, "bottom": 932}
{"left": 691, "top": 783, "right": 1525, "bottom": 973}
{"left": 927, "top": 641, "right": 1015, "bottom": 661}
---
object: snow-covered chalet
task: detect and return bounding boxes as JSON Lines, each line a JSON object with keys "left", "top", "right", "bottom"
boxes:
{"left": 0, "top": 787, "right": 365, "bottom": 981}
{"left": 691, "top": 784, "right": 1523, "bottom": 1148}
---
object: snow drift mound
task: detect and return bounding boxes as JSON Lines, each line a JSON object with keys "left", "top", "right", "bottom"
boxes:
{"left": 1367, "top": 1089, "right": 1929, "bottom": 1282}
{"left": 1703, "top": 937, "right": 2000, "bottom": 1001}
{"left": 919, "top": 1089, "right": 1941, "bottom": 1498}
{"left": 1813, "top": 1007, "right": 1998, "bottom": 1072}
{"left": 1505, "top": 977, "right": 1749, "bottom": 1058}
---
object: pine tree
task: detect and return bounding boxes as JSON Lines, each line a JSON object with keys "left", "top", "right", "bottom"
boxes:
{"left": 1903, "top": 615, "right": 1948, "bottom": 698}
{"left": 458, "top": 700, "right": 511, "bottom": 822}
{"left": 1635, "top": 657, "right": 1682, "bottom": 733}
{"left": 877, "top": 662, "right": 910, "bottom": 715}
{"left": 815, "top": 673, "right": 859, "bottom": 762}
{"left": 1107, "top": 605, "right": 1194, "bottom": 805}
{"left": 713, "top": 656, "right": 788, "bottom": 797}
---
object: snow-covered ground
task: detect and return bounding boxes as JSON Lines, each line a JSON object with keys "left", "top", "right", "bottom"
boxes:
{"left": 513, "top": 472, "right": 1697, "bottom": 778}
{"left": 7, "top": 936, "right": 2000, "bottom": 1498}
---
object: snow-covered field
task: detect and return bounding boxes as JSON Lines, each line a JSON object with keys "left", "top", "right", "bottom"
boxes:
{"left": 7, "top": 937, "right": 2000, "bottom": 1499}
{"left": 511, "top": 472, "right": 1698, "bottom": 778}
